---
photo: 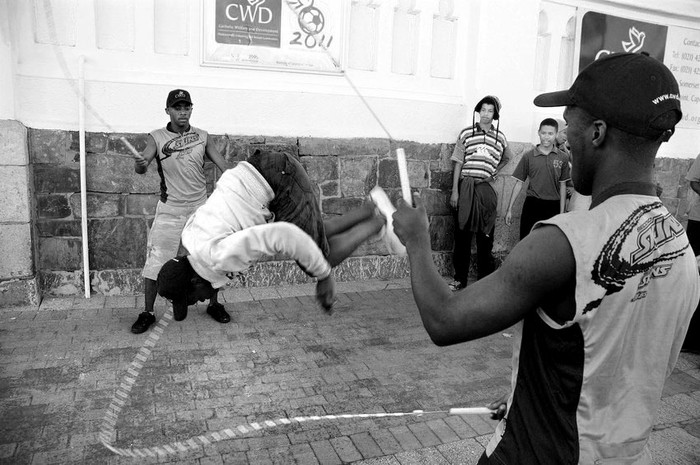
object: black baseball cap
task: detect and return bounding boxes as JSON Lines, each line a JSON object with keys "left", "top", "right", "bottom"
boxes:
{"left": 157, "top": 256, "right": 194, "bottom": 318}
{"left": 534, "top": 53, "right": 682, "bottom": 140}
{"left": 166, "top": 89, "right": 192, "bottom": 107}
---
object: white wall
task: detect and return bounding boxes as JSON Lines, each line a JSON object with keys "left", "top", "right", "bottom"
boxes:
{"left": 0, "top": 0, "right": 16, "bottom": 119}
{"left": 4, "top": 0, "right": 700, "bottom": 156}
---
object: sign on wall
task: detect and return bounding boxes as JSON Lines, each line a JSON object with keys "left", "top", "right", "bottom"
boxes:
{"left": 664, "top": 26, "right": 700, "bottom": 129}
{"left": 579, "top": 11, "right": 700, "bottom": 130}
{"left": 202, "top": 0, "right": 344, "bottom": 74}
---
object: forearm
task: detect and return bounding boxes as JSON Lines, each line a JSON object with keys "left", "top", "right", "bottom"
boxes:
{"left": 451, "top": 162, "right": 462, "bottom": 193}
{"left": 507, "top": 180, "right": 523, "bottom": 212}
{"left": 559, "top": 181, "right": 567, "bottom": 213}
{"left": 405, "top": 237, "right": 456, "bottom": 345}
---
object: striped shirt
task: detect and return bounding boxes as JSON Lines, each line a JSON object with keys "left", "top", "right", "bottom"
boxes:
{"left": 451, "top": 124, "right": 508, "bottom": 180}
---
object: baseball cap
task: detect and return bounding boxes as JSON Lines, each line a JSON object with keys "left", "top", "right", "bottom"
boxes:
{"left": 166, "top": 89, "right": 192, "bottom": 108}
{"left": 534, "top": 52, "right": 682, "bottom": 140}
{"left": 156, "top": 256, "right": 194, "bottom": 319}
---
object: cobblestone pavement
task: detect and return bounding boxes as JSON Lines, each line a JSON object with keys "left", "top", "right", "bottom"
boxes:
{"left": 1, "top": 278, "right": 699, "bottom": 464}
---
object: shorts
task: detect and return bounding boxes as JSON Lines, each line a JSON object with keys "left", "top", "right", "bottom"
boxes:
{"left": 248, "top": 150, "right": 330, "bottom": 257}
{"left": 142, "top": 200, "right": 204, "bottom": 280}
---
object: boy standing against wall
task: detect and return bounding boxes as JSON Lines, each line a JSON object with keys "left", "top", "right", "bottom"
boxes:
{"left": 130, "top": 89, "right": 230, "bottom": 334}
{"left": 505, "top": 118, "right": 571, "bottom": 239}
{"left": 449, "top": 95, "right": 512, "bottom": 290}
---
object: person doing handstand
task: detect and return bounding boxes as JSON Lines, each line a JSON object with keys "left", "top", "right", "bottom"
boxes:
{"left": 156, "top": 149, "right": 404, "bottom": 320}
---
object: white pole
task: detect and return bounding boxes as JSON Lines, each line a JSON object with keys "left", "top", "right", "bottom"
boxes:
{"left": 78, "top": 55, "right": 90, "bottom": 298}
{"left": 396, "top": 148, "right": 411, "bottom": 204}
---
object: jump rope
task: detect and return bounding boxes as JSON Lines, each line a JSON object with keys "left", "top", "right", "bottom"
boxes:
{"left": 40, "top": 0, "right": 496, "bottom": 457}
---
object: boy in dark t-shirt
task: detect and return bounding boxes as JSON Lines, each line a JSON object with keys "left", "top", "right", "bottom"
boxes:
{"left": 505, "top": 118, "right": 571, "bottom": 239}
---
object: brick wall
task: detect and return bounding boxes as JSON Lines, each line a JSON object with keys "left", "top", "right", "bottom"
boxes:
{"left": 26, "top": 127, "right": 696, "bottom": 298}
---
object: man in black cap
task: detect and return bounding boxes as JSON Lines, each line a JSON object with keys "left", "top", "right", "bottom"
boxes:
{"left": 449, "top": 95, "right": 513, "bottom": 290}
{"left": 393, "top": 53, "right": 699, "bottom": 463}
{"left": 130, "top": 89, "right": 230, "bottom": 334}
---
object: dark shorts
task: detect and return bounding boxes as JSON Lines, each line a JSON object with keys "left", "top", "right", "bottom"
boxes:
{"left": 248, "top": 150, "right": 330, "bottom": 258}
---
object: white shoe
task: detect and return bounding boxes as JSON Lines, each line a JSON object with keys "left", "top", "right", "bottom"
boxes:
{"left": 369, "top": 186, "right": 406, "bottom": 256}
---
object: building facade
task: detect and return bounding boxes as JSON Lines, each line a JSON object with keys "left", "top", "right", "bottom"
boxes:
{"left": 0, "top": 0, "right": 698, "bottom": 305}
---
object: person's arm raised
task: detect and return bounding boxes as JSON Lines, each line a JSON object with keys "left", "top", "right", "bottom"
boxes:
{"left": 133, "top": 135, "right": 157, "bottom": 174}
{"left": 205, "top": 137, "right": 230, "bottom": 173}
{"left": 393, "top": 192, "right": 575, "bottom": 346}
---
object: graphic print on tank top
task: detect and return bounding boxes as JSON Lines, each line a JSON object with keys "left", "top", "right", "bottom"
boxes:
{"left": 585, "top": 201, "right": 690, "bottom": 313}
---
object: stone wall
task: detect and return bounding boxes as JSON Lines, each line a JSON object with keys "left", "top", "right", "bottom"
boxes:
{"left": 19, "top": 126, "right": 699, "bottom": 301}
{"left": 0, "top": 120, "right": 39, "bottom": 306}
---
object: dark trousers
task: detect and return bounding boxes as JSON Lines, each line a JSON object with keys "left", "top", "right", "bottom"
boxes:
{"left": 684, "top": 220, "right": 700, "bottom": 352}
{"left": 519, "top": 196, "right": 561, "bottom": 240}
{"left": 453, "top": 221, "right": 495, "bottom": 284}
{"left": 687, "top": 220, "right": 700, "bottom": 256}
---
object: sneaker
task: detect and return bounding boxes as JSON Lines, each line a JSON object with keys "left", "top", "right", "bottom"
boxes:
{"left": 369, "top": 186, "right": 406, "bottom": 255}
{"left": 207, "top": 302, "right": 231, "bottom": 324}
{"left": 131, "top": 312, "right": 156, "bottom": 334}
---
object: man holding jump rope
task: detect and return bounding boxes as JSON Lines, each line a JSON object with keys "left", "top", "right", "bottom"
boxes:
{"left": 393, "top": 53, "right": 699, "bottom": 464}
{"left": 130, "top": 89, "right": 230, "bottom": 334}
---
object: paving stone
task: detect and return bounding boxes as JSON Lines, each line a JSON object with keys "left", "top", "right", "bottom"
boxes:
{"left": 350, "top": 431, "right": 384, "bottom": 459}
{"left": 310, "top": 439, "right": 342, "bottom": 465}
{"left": 437, "top": 438, "right": 486, "bottom": 464}
{"left": 388, "top": 426, "right": 422, "bottom": 451}
{"left": 0, "top": 284, "right": 699, "bottom": 464}
{"left": 394, "top": 447, "right": 450, "bottom": 464}
{"left": 330, "top": 435, "right": 362, "bottom": 463}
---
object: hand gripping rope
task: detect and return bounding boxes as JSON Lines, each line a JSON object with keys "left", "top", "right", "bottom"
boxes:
{"left": 39, "top": 0, "right": 495, "bottom": 457}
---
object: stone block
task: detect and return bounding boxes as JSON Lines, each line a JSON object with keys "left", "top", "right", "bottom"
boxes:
{"left": 320, "top": 181, "right": 339, "bottom": 197}
{"left": 339, "top": 157, "right": 377, "bottom": 197}
{"left": 86, "top": 133, "right": 108, "bottom": 154}
{"left": 429, "top": 215, "right": 454, "bottom": 251}
{"left": 493, "top": 217, "right": 517, "bottom": 254}
{"left": 37, "top": 194, "right": 72, "bottom": 219}
{"left": 299, "top": 138, "right": 390, "bottom": 156}
{"left": 36, "top": 219, "right": 82, "bottom": 237}
{"left": 91, "top": 269, "right": 143, "bottom": 295}
{"left": 224, "top": 136, "right": 265, "bottom": 161}
{"left": 126, "top": 194, "right": 159, "bottom": 216}
{"left": 38, "top": 237, "right": 83, "bottom": 271}
{"left": 302, "top": 156, "right": 338, "bottom": 183}
{"left": 0, "top": 276, "right": 40, "bottom": 307}
{"left": 0, "top": 223, "right": 34, "bottom": 278}
{"left": 392, "top": 140, "right": 442, "bottom": 161}
{"left": 430, "top": 169, "right": 452, "bottom": 190}
{"left": 0, "top": 120, "right": 28, "bottom": 165}
{"left": 108, "top": 133, "right": 149, "bottom": 156}
{"left": 69, "top": 193, "right": 123, "bottom": 218}
{"left": 378, "top": 158, "right": 428, "bottom": 189}
{"left": 322, "top": 197, "right": 365, "bottom": 215}
{"left": 661, "top": 197, "right": 681, "bottom": 216}
{"left": 0, "top": 165, "right": 31, "bottom": 222}
{"left": 39, "top": 270, "right": 84, "bottom": 296}
{"left": 86, "top": 152, "right": 160, "bottom": 194}
{"left": 247, "top": 141, "right": 298, "bottom": 159}
{"left": 88, "top": 218, "right": 149, "bottom": 268}
{"left": 34, "top": 165, "right": 80, "bottom": 193}
{"left": 28, "top": 128, "right": 76, "bottom": 164}
{"left": 421, "top": 189, "right": 451, "bottom": 216}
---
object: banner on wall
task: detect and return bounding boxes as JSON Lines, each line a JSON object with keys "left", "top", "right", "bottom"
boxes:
{"left": 202, "top": 0, "right": 343, "bottom": 74}
{"left": 579, "top": 11, "right": 700, "bottom": 130}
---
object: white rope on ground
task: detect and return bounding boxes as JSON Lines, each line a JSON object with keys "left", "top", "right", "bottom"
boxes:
{"left": 98, "top": 303, "right": 494, "bottom": 458}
